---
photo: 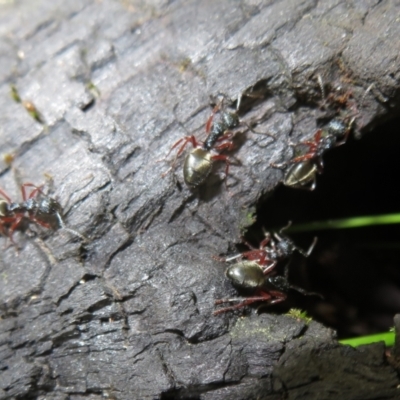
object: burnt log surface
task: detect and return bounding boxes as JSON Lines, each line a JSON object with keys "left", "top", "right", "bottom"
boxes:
{"left": 0, "top": 1, "right": 400, "bottom": 399}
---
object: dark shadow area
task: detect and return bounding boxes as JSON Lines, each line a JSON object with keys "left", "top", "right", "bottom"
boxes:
{"left": 254, "top": 117, "right": 400, "bottom": 338}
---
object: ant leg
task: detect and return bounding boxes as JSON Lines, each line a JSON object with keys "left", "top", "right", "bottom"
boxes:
{"left": 259, "top": 232, "right": 272, "bottom": 249}
{"left": 214, "top": 290, "right": 286, "bottom": 315}
{"left": 278, "top": 221, "right": 292, "bottom": 234}
{"left": 160, "top": 135, "right": 198, "bottom": 177}
{"left": 8, "top": 214, "right": 24, "bottom": 244}
{"left": 0, "top": 218, "right": 15, "bottom": 238}
{"left": 335, "top": 117, "right": 355, "bottom": 146}
{"left": 270, "top": 160, "right": 287, "bottom": 169}
{"left": 167, "top": 136, "right": 198, "bottom": 159}
{"left": 0, "top": 188, "right": 12, "bottom": 203}
{"left": 241, "top": 249, "right": 268, "bottom": 262}
{"left": 29, "top": 216, "right": 52, "bottom": 229}
{"left": 205, "top": 103, "right": 222, "bottom": 134}
{"left": 243, "top": 121, "right": 277, "bottom": 139}
{"left": 241, "top": 236, "right": 257, "bottom": 250}
{"left": 262, "top": 261, "right": 277, "bottom": 275}
{"left": 211, "top": 154, "right": 231, "bottom": 189}
{"left": 215, "top": 131, "right": 234, "bottom": 143}
{"left": 317, "top": 74, "right": 326, "bottom": 101}
{"left": 54, "top": 212, "right": 88, "bottom": 242}
{"left": 289, "top": 152, "right": 317, "bottom": 164}
{"left": 21, "top": 183, "right": 45, "bottom": 200}
{"left": 300, "top": 236, "right": 318, "bottom": 257}
{"left": 214, "top": 290, "right": 273, "bottom": 315}
{"left": 212, "top": 253, "right": 243, "bottom": 263}
{"left": 213, "top": 139, "right": 235, "bottom": 153}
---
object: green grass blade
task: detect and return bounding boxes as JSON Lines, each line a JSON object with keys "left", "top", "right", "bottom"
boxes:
{"left": 287, "top": 213, "right": 400, "bottom": 233}
{"left": 339, "top": 331, "right": 395, "bottom": 347}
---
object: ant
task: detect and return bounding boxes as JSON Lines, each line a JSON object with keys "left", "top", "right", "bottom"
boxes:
{"left": 0, "top": 183, "right": 87, "bottom": 244}
{"left": 161, "top": 93, "right": 275, "bottom": 188}
{"left": 213, "top": 223, "right": 318, "bottom": 314}
{"left": 214, "top": 259, "right": 321, "bottom": 315}
{"left": 271, "top": 75, "right": 373, "bottom": 190}
{"left": 214, "top": 221, "right": 317, "bottom": 272}
{"left": 274, "top": 117, "right": 355, "bottom": 190}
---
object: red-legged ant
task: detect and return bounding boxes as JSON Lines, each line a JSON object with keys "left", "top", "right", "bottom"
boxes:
{"left": 214, "top": 259, "right": 321, "bottom": 315}
{"left": 271, "top": 76, "right": 372, "bottom": 190}
{"left": 0, "top": 183, "right": 86, "bottom": 244}
{"left": 161, "top": 93, "right": 275, "bottom": 188}
{"left": 161, "top": 97, "right": 239, "bottom": 188}
{"left": 213, "top": 223, "right": 317, "bottom": 314}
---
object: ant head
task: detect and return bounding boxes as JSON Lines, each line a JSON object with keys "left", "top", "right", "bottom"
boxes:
{"left": 326, "top": 119, "right": 347, "bottom": 137}
{"left": 268, "top": 275, "right": 323, "bottom": 298}
{"left": 326, "top": 116, "right": 355, "bottom": 138}
{"left": 273, "top": 234, "right": 295, "bottom": 257}
{"left": 268, "top": 275, "right": 290, "bottom": 292}
{"left": 222, "top": 112, "right": 239, "bottom": 129}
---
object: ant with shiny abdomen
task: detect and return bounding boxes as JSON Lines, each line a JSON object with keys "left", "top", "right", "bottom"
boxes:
{"left": 271, "top": 76, "right": 373, "bottom": 190}
{"left": 273, "top": 117, "right": 355, "bottom": 190}
{"left": 161, "top": 93, "right": 275, "bottom": 188}
{"left": 0, "top": 183, "right": 87, "bottom": 244}
{"left": 214, "top": 259, "right": 321, "bottom": 315}
{"left": 213, "top": 222, "right": 318, "bottom": 314}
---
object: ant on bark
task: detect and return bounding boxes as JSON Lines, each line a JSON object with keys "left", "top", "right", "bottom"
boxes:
{"left": 161, "top": 93, "right": 275, "bottom": 188}
{"left": 214, "top": 258, "right": 321, "bottom": 315}
{"left": 271, "top": 76, "right": 372, "bottom": 190}
{"left": 213, "top": 222, "right": 318, "bottom": 314}
{"left": 0, "top": 183, "right": 87, "bottom": 245}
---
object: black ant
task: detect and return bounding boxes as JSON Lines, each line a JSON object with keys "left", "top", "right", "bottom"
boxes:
{"left": 161, "top": 93, "right": 275, "bottom": 188}
{"left": 214, "top": 259, "right": 321, "bottom": 315}
{"left": 213, "top": 222, "right": 318, "bottom": 314}
{"left": 0, "top": 183, "right": 87, "bottom": 244}
{"left": 271, "top": 76, "right": 372, "bottom": 190}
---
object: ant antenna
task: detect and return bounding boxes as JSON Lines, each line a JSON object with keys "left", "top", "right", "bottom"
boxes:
{"left": 317, "top": 74, "right": 326, "bottom": 100}
{"left": 279, "top": 220, "right": 293, "bottom": 233}
{"left": 271, "top": 262, "right": 323, "bottom": 298}
{"left": 55, "top": 212, "right": 88, "bottom": 242}
{"left": 360, "top": 83, "right": 374, "bottom": 110}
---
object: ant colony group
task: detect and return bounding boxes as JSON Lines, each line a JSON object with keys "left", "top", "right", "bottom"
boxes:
{"left": 158, "top": 75, "right": 369, "bottom": 314}
{"left": 3, "top": 75, "right": 369, "bottom": 317}
{"left": 0, "top": 182, "right": 86, "bottom": 247}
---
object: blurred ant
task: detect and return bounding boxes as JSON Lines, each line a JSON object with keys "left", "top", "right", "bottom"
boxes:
{"left": 161, "top": 93, "right": 275, "bottom": 188}
{"left": 0, "top": 183, "right": 87, "bottom": 244}
{"left": 213, "top": 222, "right": 318, "bottom": 314}
{"left": 271, "top": 75, "right": 372, "bottom": 190}
{"left": 214, "top": 259, "right": 321, "bottom": 315}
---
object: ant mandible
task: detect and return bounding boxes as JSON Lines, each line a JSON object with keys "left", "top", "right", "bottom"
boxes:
{"left": 0, "top": 183, "right": 87, "bottom": 244}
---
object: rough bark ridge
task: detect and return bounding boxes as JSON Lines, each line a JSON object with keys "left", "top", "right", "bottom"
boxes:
{"left": 0, "top": 1, "right": 399, "bottom": 399}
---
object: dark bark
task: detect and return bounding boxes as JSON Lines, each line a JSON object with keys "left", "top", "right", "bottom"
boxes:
{"left": 0, "top": 1, "right": 400, "bottom": 399}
